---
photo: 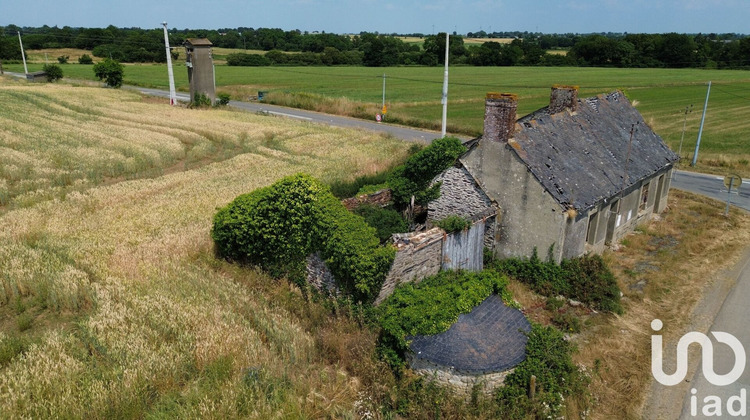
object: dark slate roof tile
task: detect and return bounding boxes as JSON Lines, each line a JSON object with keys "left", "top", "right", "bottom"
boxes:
{"left": 509, "top": 91, "right": 678, "bottom": 211}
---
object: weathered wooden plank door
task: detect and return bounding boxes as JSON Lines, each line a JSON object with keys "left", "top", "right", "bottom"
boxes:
{"left": 442, "top": 220, "right": 484, "bottom": 271}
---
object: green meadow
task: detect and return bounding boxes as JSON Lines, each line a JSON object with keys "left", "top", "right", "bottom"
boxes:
{"left": 8, "top": 61, "right": 750, "bottom": 174}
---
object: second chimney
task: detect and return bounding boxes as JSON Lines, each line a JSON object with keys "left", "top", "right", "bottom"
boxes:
{"left": 549, "top": 85, "right": 579, "bottom": 114}
{"left": 484, "top": 92, "right": 518, "bottom": 143}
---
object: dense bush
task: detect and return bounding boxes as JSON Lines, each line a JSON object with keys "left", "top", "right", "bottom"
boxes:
{"left": 215, "top": 93, "right": 231, "bottom": 106}
{"left": 212, "top": 174, "right": 395, "bottom": 302}
{"left": 387, "top": 137, "right": 466, "bottom": 207}
{"left": 493, "top": 250, "right": 623, "bottom": 314}
{"left": 42, "top": 64, "right": 63, "bottom": 82}
{"left": 434, "top": 214, "right": 471, "bottom": 232}
{"left": 56, "top": 55, "right": 69, "bottom": 64}
{"left": 353, "top": 204, "right": 408, "bottom": 243}
{"left": 93, "top": 58, "right": 124, "bottom": 88}
{"left": 495, "top": 324, "right": 588, "bottom": 418}
{"left": 226, "top": 53, "right": 271, "bottom": 66}
{"left": 377, "top": 270, "right": 514, "bottom": 369}
{"left": 78, "top": 54, "right": 93, "bottom": 64}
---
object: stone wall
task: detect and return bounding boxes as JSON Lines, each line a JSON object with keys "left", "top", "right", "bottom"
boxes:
{"left": 305, "top": 252, "right": 339, "bottom": 295}
{"left": 408, "top": 354, "right": 513, "bottom": 396}
{"left": 373, "top": 228, "right": 444, "bottom": 305}
{"left": 428, "top": 166, "right": 495, "bottom": 222}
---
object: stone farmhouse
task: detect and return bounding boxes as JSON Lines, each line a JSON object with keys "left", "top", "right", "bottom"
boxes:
{"left": 438, "top": 86, "right": 679, "bottom": 263}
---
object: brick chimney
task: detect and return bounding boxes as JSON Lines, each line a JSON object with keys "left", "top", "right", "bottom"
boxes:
{"left": 549, "top": 85, "right": 579, "bottom": 114}
{"left": 484, "top": 92, "right": 518, "bottom": 143}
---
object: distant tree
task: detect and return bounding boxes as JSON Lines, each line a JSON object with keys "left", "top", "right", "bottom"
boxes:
{"left": 93, "top": 59, "right": 124, "bottom": 88}
{"left": 57, "top": 55, "right": 69, "bottom": 64}
{"left": 42, "top": 64, "right": 63, "bottom": 82}
{"left": 78, "top": 54, "right": 93, "bottom": 64}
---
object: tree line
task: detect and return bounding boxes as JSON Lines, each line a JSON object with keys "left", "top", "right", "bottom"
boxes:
{"left": 1, "top": 25, "right": 748, "bottom": 69}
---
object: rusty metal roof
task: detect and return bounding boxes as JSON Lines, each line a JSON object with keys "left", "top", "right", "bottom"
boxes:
{"left": 506, "top": 91, "right": 678, "bottom": 212}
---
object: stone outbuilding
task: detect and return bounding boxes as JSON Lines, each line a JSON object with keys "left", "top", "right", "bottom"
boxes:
{"left": 184, "top": 38, "right": 216, "bottom": 104}
{"left": 408, "top": 294, "right": 530, "bottom": 395}
{"left": 456, "top": 86, "right": 678, "bottom": 262}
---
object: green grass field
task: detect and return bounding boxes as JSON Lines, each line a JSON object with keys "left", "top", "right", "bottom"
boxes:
{"left": 8, "top": 60, "right": 750, "bottom": 175}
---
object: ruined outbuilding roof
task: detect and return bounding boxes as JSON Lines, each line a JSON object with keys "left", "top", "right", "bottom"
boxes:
{"left": 409, "top": 294, "right": 530, "bottom": 374}
{"left": 507, "top": 91, "right": 678, "bottom": 212}
{"left": 184, "top": 38, "right": 213, "bottom": 47}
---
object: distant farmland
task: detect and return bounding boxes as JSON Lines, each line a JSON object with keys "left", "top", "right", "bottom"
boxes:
{"left": 7, "top": 59, "right": 750, "bottom": 175}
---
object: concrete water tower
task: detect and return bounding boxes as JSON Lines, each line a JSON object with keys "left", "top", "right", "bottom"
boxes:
{"left": 184, "top": 38, "right": 216, "bottom": 104}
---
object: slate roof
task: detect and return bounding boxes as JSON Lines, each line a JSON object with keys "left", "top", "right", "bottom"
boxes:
{"left": 506, "top": 91, "right": 678, "bottom": 212}
{"left": 409, "top": 294, "right": 530, "bottom": 374}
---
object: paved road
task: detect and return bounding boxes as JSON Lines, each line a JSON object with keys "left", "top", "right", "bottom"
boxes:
{"left": 677, "top": 250, "right": 750, "bottom": 419}
{"left": 672, "top": 170, "right": 750, "bottom": 212}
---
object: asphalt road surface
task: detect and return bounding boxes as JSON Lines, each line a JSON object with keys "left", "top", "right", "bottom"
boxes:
{"left": 672, "top": 170, "right": 750, "bottom": 212}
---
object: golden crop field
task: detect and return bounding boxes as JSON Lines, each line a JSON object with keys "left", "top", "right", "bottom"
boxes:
{"left": 0, "top": 75, "right": 411, "bottom": 418}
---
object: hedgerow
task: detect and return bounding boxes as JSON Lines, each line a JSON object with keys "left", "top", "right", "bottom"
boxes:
{"left": 493, "top": 250, "right": 623, "bottom": 314}
{"left": 211, "top": 173, "right": 395, "bottom": 302}
{"left": 377, "top": 270, "right": 514, "bottom": 370}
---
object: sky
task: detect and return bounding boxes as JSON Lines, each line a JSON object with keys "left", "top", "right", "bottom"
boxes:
{"left": 1, "top": 0, "right": 748, "bottom": 35}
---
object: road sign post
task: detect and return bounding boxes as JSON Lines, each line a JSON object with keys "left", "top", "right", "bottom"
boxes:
{"left": 724, "top": 174, "right": 742, "bottom": 216}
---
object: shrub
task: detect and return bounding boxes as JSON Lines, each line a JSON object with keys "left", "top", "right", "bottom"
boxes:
{"left": 493, "top": 250, "right": 623, "bottom": 314}
{"left": 191, "top": 92, "right": 212, "bottom": 108}
{"left": 212, "top": 174, "right": 395, "bottom": 302}
{"left": 78, "top": 54, "right": 93, "bottom": 64}
{"left": 377, "top": 270, "right": 514, "bottom": 369}
{"left": 434, "top": 214, "right": 471, "bottom": 232}
{"left": 93, "top": 58, "right": 124, "bottom": 88}
{"left": 354, "top": 204, "right": 408, "bottom": 243}
{"left": 552, "top": 312, "right": 582, "bottom": 333}
{"left": 56, "top": 55, "right": 69, "bottom": 64}
{"left": 216, "top": 93, "right": 231, "bottom": 106}
{"left": 387, "top": 137, "right": 466, "bottom": 206}
{"left": 495, "top": 324, "right": 587, "bottom": 418}
{"left": 329, "top": 171, "right": 393, "bottom": 199}
{"left": 42, "top": 64, "right": 63, "bottom": 82}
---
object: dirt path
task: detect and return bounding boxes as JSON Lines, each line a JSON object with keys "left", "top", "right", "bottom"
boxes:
{"left": 641, "top": 245, "right": 750, "bottom": 419}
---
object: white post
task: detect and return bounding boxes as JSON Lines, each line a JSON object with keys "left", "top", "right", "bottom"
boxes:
{"left": 18, "top": 31, "right": 28, "bottom": 75}
{"left": 691, "top": 81, "right": 711, "bottom": 167}
{"left": 441, "top": 32, "right": 449, "bottom": 137}
{"left": 162, "top": 22, "right": 177, "bottom": 105}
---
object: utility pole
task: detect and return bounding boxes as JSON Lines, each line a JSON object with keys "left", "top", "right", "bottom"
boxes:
{"left": 18, "top": 31, "right": 28, "bottom": 75}
{"left": 162, "top": 22, "right": 177, "bottom": 105}
{"left": 382, "top": 73, "right": 386, "bottom": 120}
{"left": 441, "top": 32, "right": 449, "bottom": 137}
{"left": 691, "top": 81, "right": 711, "bottom": 167}
{"left": 677, "top": 104, "right": 693, "bottom": 161}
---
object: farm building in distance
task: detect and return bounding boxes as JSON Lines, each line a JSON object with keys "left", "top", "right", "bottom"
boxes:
{"left": 455, "top": 86, "right": 679, "bottom": 263}
{"left": 184, "top": 38, "right": 216, "bottom": 104}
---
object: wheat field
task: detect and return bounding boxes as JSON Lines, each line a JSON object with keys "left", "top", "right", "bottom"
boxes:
{"left": 0, "top": 75, "right": 410, "bottom": 418}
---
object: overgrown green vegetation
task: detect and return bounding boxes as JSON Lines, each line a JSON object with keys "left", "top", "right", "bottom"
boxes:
{"left": 92, "top": 58, "right": 123, "bottom": 88}
{"left": 494, "top": 324, "right": 589, "bottom": 418}
{"left": 434, "top": 214, "right": 471, "bottom": 232}
{"left": 211, "top": 173, "right": 395, "bottom": 302}
{"left": 377, "top": 270, "right": 514, "bottom": 369}
{"left": 353, "top": 204, "right": 408, "bottom": 243}
{"left": 41, "top": 64, "right": 63, "bottom": 82}
{"left": 492, "top": 249, "right": 623, "bottom": 314}
{"left": 388, "top": 137, "right": 466, "bottom": 207}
